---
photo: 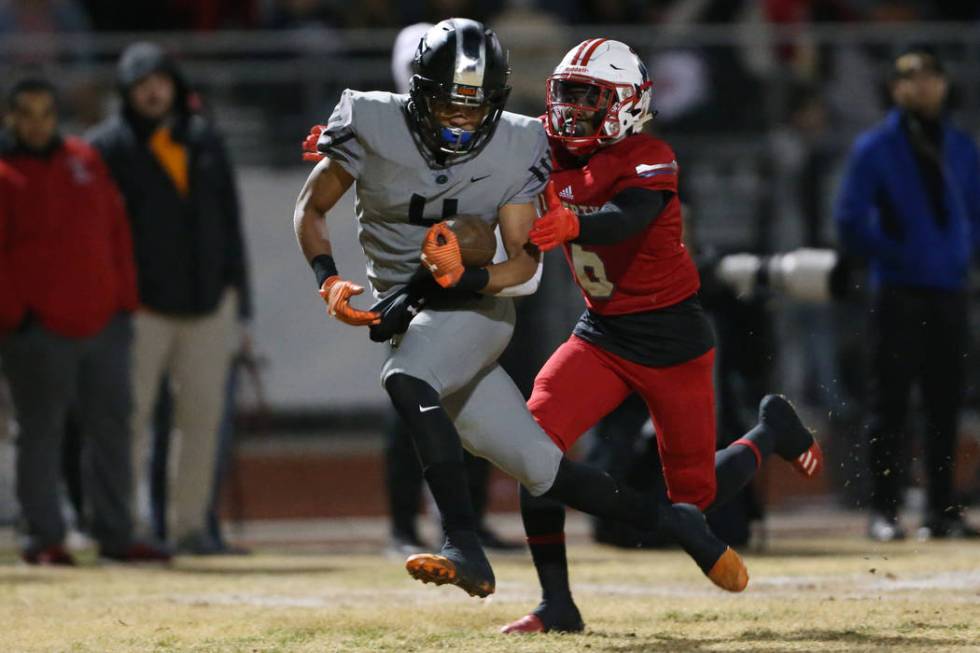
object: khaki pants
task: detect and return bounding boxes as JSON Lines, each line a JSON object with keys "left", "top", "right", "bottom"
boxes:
{"left": 130, "top": 292, "right": 237, "bottom": 543}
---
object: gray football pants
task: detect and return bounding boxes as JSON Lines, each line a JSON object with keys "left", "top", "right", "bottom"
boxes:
{"left": 380, "top": 295, "right": 562, "bottom": 496}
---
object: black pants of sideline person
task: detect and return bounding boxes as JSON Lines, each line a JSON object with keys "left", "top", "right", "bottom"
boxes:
{"left": 0, "top": 315, "right": 134, "bottom": 554}
{"left": 867, "top": 287, "right": 970, "bottom": 519}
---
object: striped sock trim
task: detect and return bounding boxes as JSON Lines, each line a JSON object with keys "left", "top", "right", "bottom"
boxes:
{"left": 526, "top": 533, "right": 566, "bottom": 546}
{"left": 732, "top": 438, "right": 762, "bottom": 469}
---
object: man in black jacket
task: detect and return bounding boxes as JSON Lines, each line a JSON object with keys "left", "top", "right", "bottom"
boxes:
{"left": 89, "top": 42, "right": 251, "bottom": 552}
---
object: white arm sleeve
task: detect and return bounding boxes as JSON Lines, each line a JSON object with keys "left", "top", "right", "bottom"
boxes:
{"left": 491, "top": 226, "right": 542, "bottom": 297}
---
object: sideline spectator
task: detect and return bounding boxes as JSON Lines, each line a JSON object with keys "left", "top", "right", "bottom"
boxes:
{"left": 0, "top": 0, "right": 92, "bottom": 66}
{"left": 89, "top": 43, "right": 251, "bottom": 553}
{"left": 0, "top": 78, "right": 169, "bottom": 565}
{"left": 834, "top": 47, "right": 980, "bottom": 541}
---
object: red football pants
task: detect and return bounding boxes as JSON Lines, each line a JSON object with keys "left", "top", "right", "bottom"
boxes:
{"left": 528, "top": 335, "right": 717, "bottom": 509}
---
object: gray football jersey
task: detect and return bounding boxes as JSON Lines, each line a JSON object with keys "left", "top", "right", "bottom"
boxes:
{"left": 317, "top": 89, "right": 550, "bottom": 295}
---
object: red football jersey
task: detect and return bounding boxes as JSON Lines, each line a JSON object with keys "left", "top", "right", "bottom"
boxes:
{"left": 549, "top": 133, "right": 700, "bottom": 315}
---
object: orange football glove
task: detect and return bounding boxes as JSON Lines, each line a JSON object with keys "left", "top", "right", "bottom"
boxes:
{"left": 302, "top": 124, "right": 327, "bottom": 162}
{"left": 528, "top": 181, "right": 580, "bottom": 252}
{"left": 421, "top": 222, "right": 465, "bottom": 288}
{"left": 319, "top": 276, "right": 380, "bottom": 326}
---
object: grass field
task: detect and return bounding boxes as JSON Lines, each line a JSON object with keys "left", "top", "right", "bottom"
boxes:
{"left": 2, "top": 534, "right": 980, "bottom": 653}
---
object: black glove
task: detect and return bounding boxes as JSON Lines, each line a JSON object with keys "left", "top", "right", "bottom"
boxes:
{"left": 369, "top": 288, "right": 426, "bottom": 342}
{"left": 368, "top": 265, "right": 446, "bottom": 343}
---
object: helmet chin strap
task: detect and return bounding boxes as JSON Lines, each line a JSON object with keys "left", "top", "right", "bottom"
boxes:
{"left": 562, "top": 138, "right": 601, "bottom": 157}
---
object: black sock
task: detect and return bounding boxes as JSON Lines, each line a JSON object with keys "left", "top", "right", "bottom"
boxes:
{"left": 544, "top": 458, "right": 658, "bottom": 532}
{"left": 545, "top": 458, "right": 724, "bottom": 573}
{"left": 738, "top": 422, "right": 774, "bottom": 460}
{"left": 520, "top": 484, "right": 571, "bottom": 603}
{"left": 545, "top": 458, "right": 723, "bottom": 573}
{"left": 710, "top": 443, "right": 761, "bottom": 513}
{"left": 384, "top": 417, "right": 423, "bottom": 539}
{"left": 424, "top": 462, "right": 478, "bottom": 534}
{"left": 465, "top": 453, "right": 491, "bottom": 525}
{"left": 707, "top": 420, "right": 773, "bottom": 513}
{"left": 384, "top": 373, "right": 476, "bottom": 535}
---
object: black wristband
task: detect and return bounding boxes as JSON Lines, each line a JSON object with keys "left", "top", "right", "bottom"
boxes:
{"left": 311, "top": 254, "right": 339, "bottom": 288}
{"left": 454, "top": 267, "right": 490, "bottom": 293}
{"left": 405, "top": 263, "right": 440, "bottom": 300}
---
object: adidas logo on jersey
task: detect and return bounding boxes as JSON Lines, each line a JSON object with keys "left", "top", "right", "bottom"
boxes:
{"left": 558, "top": 185, "right": 574, "bottom": 201}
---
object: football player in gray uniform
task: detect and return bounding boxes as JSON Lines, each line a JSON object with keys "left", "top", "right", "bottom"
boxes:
{"left": 294, "top": 18, "right": 747, "bottom": 600}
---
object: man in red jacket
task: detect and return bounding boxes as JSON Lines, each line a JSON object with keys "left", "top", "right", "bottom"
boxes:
{"left": 0, "top": 78, "right": 170, "bottom": 565}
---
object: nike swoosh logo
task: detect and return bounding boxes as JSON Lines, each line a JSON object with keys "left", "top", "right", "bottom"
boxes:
{"left": 470, "top": 174, "right": 491, "bottom": 183}
{"left": 419, "top": 405, "right": 440, "bottom": 413}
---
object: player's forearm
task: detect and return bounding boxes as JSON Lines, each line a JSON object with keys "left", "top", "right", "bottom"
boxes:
{"left": 483, "top": 252, "right": 538, "bottom": 293}
{"left": 495, "top": 259, "right": 542, "bottom": 297}
{"left": 487, "top": 201, "right": 539, "bottom": 293}
{"left": 295, "top": 209, "right": 340, "bottom": 287}
{"left": 294, "top": 206, "right": 333, "bottom": 262}
{"left": 294, "top": 158, "right": 353, "bottom": 263}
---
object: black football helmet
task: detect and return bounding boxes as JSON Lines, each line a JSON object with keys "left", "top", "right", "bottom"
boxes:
{"left": 407, "top": 18, "right": 511, "bottom": 159}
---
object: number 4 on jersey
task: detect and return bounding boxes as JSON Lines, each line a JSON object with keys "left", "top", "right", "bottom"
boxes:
{"left": 570, "top": 244, "right": 614, "bottom": 298}
{"left": 409, "top": 194, "right": 459, "bottom": 226}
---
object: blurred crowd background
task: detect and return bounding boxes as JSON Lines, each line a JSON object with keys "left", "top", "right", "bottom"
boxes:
{"left": 0, "top": 0, "right": 978, "bottom": 551}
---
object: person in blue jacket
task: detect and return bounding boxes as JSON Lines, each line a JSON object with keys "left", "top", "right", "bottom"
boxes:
{"left": 835, "top": 47, "right": 979, "bottom": 542}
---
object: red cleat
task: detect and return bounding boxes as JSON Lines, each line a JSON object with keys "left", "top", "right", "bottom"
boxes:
{"left": 501, "top": 602, "right": 584, "bottom": 634}
{"left": 501, "top": 614, "right": 546, "bottom": 634}
{"left": 100, "top": 541, "right": 172, "bottom": 564}
{"left": 758, "top": 394, "right": 823, "bottom": 479}
{"left": 793, "top": 441, "right": 824, "bottom": 479}
{"left": 21, "top": 544, "right": 76, "bottom": 566}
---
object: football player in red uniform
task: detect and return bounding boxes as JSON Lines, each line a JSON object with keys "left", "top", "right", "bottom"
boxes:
{"left": 501, "top": 39, "right": 825, "bottom": 634}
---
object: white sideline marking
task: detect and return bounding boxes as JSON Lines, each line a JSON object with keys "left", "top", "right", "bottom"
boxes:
{"left": 161, "top": 569, "right": 980, "bottom": 610}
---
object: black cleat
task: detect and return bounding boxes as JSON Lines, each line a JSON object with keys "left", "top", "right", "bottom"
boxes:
{"left": 916, "top": 514, "right": 980, "bottom": 541}
{"left": 662, "top": 503, "right": 748, "bottom": 592}
{"left": 405, "top": 530, "right": 495, "bottom": 598}
{"left": 759, "top": 394, "right": 823, "bottom": 478}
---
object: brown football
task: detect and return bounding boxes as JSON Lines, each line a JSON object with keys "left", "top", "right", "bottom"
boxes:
{"left": 447, "top": 214, "right": 497, "bottom": 267}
